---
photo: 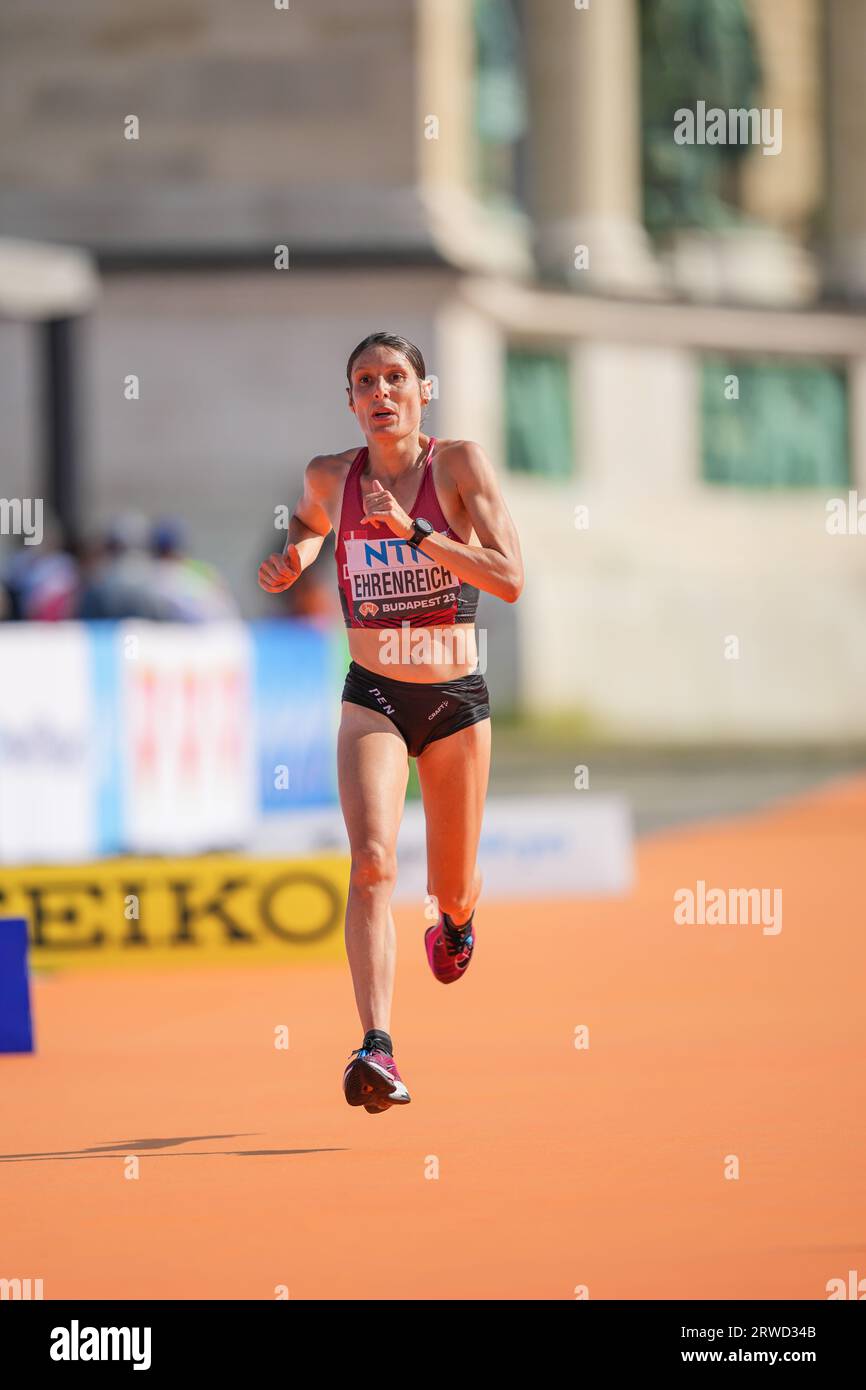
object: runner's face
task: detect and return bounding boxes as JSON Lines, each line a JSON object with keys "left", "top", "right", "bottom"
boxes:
{"left": 348, "top": 348, "right": 428, "bottom": 439}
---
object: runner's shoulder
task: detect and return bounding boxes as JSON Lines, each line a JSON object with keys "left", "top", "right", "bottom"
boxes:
{"left": 305, "top": 448, "right": 361, "bottom": 498}
{"left": 433, "top": 438, "right": 492, "bottom": 482}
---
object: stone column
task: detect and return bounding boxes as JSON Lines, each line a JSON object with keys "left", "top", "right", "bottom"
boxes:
{"left": 415, "top": 0, "right": 474, "bottom": 192}
{"left": 524, "top": 0, "right": 659, "bottom": 293}
{"left": 414, "top": 0, "right": 532, "bottom": 275}
{"left": 739, "top": 0, "right": 823, "bottom": 237}
{"left": 825, "top": 0, "right": 866, "bottom": 299}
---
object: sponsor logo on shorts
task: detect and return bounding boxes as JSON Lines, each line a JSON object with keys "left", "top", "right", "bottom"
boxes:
{"left": 427, "top": 700, "right": 449, "bottom": 721}
{"left": 368, "top": 687, "right": 396, "bottom": 716}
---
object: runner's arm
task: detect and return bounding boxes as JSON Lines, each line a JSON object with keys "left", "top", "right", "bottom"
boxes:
{"left": 281, "top": 456, "right": 335, "bottom": 571}
{"left": 416, "top": 442, "right": 524, "bottom": 603}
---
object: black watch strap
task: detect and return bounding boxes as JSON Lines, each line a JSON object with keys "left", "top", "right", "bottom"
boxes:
{"left": 408, "top": 517, "right": 433, "bottom": 548}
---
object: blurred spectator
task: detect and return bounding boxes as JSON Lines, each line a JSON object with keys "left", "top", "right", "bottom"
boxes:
{"left": 78, "top": 512, "right": 166, "bottom": 620}
{"left": 147, "top": 517, "right": 239, "bottom": 621}
{"left": 2, "top": 518, "right": 79, "bottom": 620}
{"left": 4, "top": 510, "right": 241, "bottom": 623}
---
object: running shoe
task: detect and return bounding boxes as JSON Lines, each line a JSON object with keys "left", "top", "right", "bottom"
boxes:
{"left": 343, "top": 1045, "right": 411, "bottom": 1111}
{"left": 424, "top": 911, "right": 476, "bottom": 984}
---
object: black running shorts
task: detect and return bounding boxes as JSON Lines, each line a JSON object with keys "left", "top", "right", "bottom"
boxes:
{"left": 341, "top": 660, "right": 490, "bottom": 758}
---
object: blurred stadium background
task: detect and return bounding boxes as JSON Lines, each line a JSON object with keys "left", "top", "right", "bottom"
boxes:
{"left": 1, "top": 0, "right": 865, "bottom": 1301}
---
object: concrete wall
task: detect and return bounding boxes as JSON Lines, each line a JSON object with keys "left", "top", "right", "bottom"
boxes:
{"left": 0, "top": 0, "right": 419, "bottom": 251}
{"left": 80, "top": 268, "right": 446, "bottom": 597}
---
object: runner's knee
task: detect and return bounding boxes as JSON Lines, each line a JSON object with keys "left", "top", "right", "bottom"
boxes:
{"left": 350, "top": 841, "right": 398, "bottom": 894}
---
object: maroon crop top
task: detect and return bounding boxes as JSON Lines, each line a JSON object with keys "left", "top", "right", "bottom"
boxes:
{"left": 334, "top": 436, "right": 480, "bottom": 629}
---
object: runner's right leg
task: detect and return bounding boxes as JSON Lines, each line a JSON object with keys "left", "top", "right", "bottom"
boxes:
{"left": 338, "top": 700, "right": 411, "bottom": 1108}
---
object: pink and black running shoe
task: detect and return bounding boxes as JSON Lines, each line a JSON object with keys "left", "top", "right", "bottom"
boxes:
{"left": 343, "top": 1043, "right": 411, "bottom": 1113}
{"left": 424, "top": 911, "right": 476, "bottom": 984}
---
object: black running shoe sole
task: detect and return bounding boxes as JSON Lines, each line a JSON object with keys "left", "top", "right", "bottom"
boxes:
{"left": 344, "top": 1058, "right": 411, "bottom": 1109}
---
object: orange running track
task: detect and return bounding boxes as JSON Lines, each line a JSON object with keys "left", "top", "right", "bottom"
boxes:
{"left": 3, "top": 776, "right": 865, "bottom": 1300}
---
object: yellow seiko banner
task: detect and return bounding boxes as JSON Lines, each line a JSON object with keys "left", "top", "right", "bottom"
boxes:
{"left": 0, "top": 855, "right": 350, "bottom": 969}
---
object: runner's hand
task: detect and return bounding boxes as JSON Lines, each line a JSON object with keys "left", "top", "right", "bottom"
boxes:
{"left": 258, "top": 545, "right": 302, "bottom": 593}
{"left": 360, "top": 480, "right": 412, "bottom": 539}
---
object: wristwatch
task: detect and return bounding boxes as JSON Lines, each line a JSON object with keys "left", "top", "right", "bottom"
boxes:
{"left": 407, "top": 516, "right": 434, "bottom": 549}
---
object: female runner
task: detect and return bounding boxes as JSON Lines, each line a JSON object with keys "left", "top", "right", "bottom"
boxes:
{"left": 258, "top": 332, "right": 523, "bottom": 1112}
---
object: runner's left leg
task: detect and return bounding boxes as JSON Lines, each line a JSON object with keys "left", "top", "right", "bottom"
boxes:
{"left": 416, "top": 716, "right": 491, "bottom": 927}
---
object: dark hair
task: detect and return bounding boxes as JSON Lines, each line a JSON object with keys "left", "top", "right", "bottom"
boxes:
{"left": 346, "top": 332, "right": 426, "bottom": 386}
